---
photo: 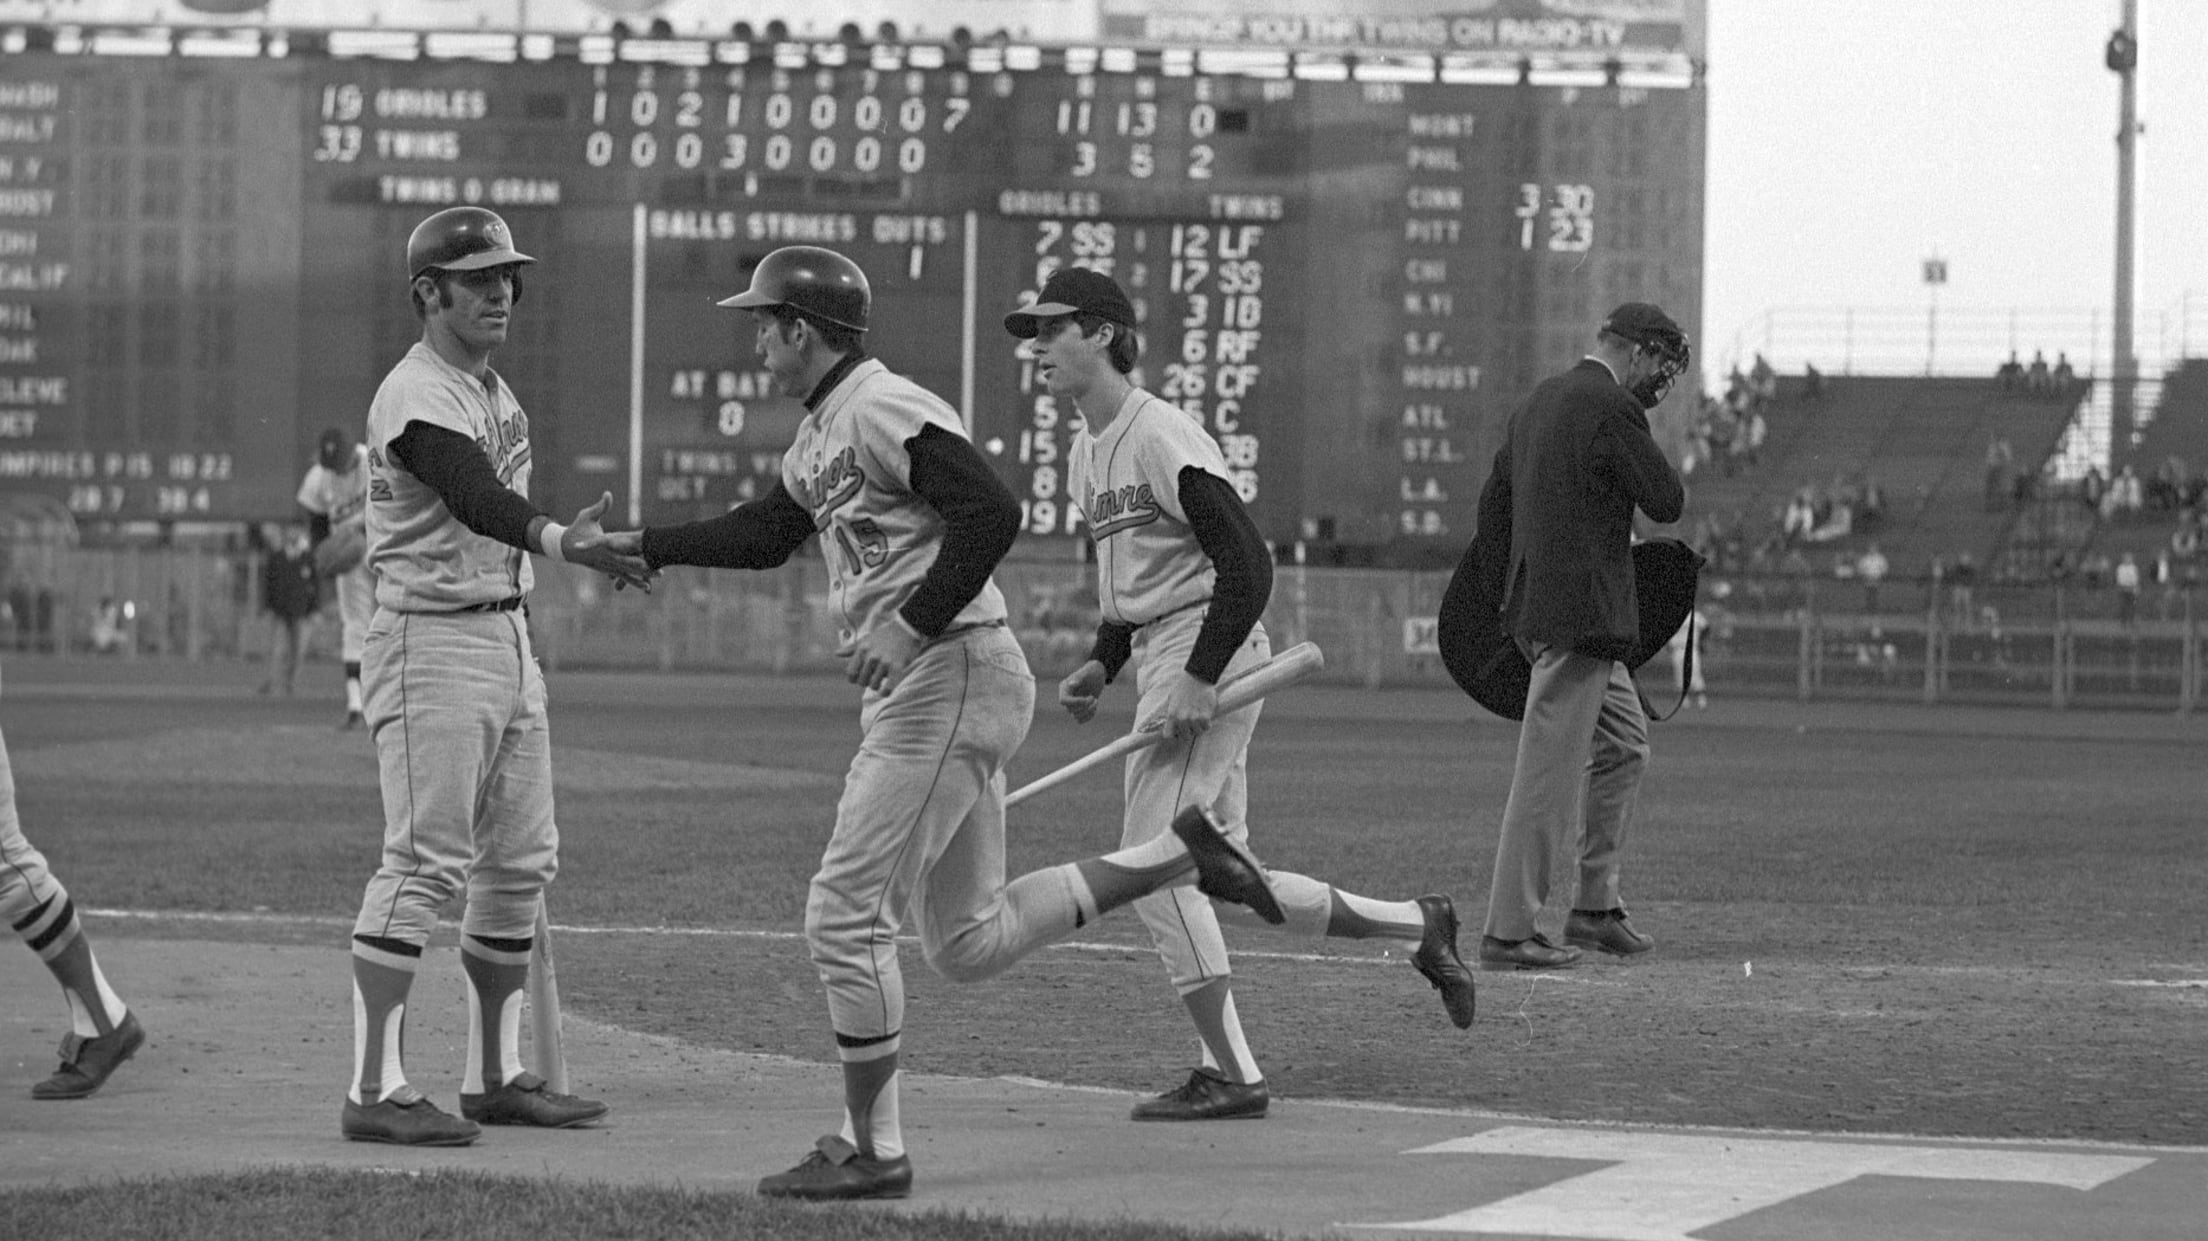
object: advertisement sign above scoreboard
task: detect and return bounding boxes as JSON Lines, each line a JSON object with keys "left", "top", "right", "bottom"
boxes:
{"left": 1098, "top": 0, "right": 1703, "bottom": 58}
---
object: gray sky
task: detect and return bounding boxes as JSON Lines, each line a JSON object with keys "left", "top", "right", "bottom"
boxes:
{"left": 1702, "top": 1, "right": 2207, "bottom": 381}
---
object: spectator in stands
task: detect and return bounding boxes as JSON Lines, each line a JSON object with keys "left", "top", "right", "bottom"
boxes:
{"left": 2027, "top": 350, "right": 2052, "bottom": 393}
{"left": 1996, "top": 351, "right": 2024, "bottom": 390}
{"left": 1750, "top": 353, "right": 1778, "bottom": 403}
{"left": 1856, "top": 542, "right": 1889, "bottom": 614}
{"left": 1780, "top": 546, "right": 1814, "bottom": 618}
{"left": 1782, "top": 488, "right": 1816, "bottom": 543}
{"left": 2114, "top": 552, "right": 2141, "bottom": 627}
{"left": 2080, "top": 465, "right": 2107, "bottom": 513}
{"left": 1984, "top": 436, "right": 2014, "bottom": 511}
{"left": 2172, "top": 518, "right": 2201, "bottom": 563}
{"left": 1947, "top": 551, "right": 1979, "bottom": 626}
{"left": 2052, "top": 353, "right": 2076, "bottom": 388}
{"left": 2148, "top": 457, "right": 2185, "bottom": 513}
{"left": 2103, "top": 465, "right": 2143, "bottom": 523}
{"left": 1742, "top": 407, "right": 1767, "bottom": 467}
{"left": 1855, "top": 474, "right": 1886, "bottom": 534}
{"left": 1803, "top": 361, "right": 1827, "bottom": 401}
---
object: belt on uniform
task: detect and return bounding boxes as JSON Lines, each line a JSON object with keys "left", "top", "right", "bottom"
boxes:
{"left": 932, "top": 618, "right": 1007, "bottom": 642}
{"left": 453, "top": 596, "right": 526, "bottom": 614}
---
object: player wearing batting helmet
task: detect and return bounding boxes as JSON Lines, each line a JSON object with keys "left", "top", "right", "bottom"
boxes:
{"left": 337, "top": 206, "right": 652, "bottom": 1147}
{"left": 602, "top": 245, "right": 1299, "bottom": 1201}
{"left": 1458, "top": 302, "right": 1689, "bottom": 972}
{"left": 1010, "top": 267, "right": 1476, "bottom": 1123}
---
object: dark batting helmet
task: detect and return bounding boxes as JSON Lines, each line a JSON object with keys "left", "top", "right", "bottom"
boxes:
{"left": 406, "top": 206, "right": 535, "bottom": 281}
{"left": 719, "top": 245, "right": 870, "bottom": 332}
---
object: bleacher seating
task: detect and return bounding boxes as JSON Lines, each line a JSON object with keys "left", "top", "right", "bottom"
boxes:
{"left": 1680, "top": 374, "right": 2085, "bottom": 580}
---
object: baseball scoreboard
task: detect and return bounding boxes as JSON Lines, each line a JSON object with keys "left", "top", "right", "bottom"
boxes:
{"left": 0, "top": 30, "right": 1703, "bottom": 556}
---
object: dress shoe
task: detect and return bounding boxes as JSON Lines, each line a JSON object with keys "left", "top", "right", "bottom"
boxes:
{"left": 1477, "top": 933, "right": 1583, "bottom": 972}
{"left": 459, "top": 1071, "right": 608, "bottom": 1128}
{"left": 341, "top": 1088, "right": 481, "bottom": 1146}
{"left": 1566, "top": 907, "right": 1655, "bottom": 956}
{"left": 1130, "top": 1067, "right": 1270, "bottom": 1121}
{"left": 757, "top": 1135, "right": 913, "bottom": 1200}
{"left": 1410, "top": 895, "right": 1477, "bottom": 1028}
{"left": 32, "top": 1012, "right": 145, "bottom": 1100}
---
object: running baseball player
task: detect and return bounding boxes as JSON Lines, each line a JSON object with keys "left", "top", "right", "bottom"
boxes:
{"left": 2, "top": 669, "right": 145, "bottom": 1099}
{"left": 339, "top": 206, "right": 651, "bottom": 1147}
{"left": 298, "top": 426, "right": 373, "bottom": 729}
{"left": 1007, "top": 267, "right": 1476, "bottom": 1123}
{"left": 604, "top": 245, "right": 1300, "bottom": 1202}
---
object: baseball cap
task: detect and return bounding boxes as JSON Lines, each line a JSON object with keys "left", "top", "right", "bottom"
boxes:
{"left": 1601, "top": 302, "right": 1685, "bottom": 351}
{"left": 1003, "top": 267, "right": 1137, "bottom": 339}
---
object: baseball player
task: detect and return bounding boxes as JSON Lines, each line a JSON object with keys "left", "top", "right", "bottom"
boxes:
{"left": 1007, "top": 268, "right": 1477, "bottom": 1123}
{"left": 339, "top": 206, "right": 652, "bottom": 1147}
{"left": 2, "top": 669, "right": 145, "bottom": 1099}
{"left": 605, "top": 245, "right": 1297, "bottom": 1201}
{"left": 298, "top": 426, "right": 374, "bottom": 729}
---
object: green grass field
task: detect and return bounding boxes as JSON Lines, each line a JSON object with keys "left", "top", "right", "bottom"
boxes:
{"left": 2, "top": 654, "right": 2202, "bottom": 1238}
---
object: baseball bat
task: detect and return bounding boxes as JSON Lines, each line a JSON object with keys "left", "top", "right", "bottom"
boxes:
{"left": 1006, "top": 641, "right": 1325, "bottom": 809}
{"left": 528, "top": 901, "right": 568, "bottom": 1093}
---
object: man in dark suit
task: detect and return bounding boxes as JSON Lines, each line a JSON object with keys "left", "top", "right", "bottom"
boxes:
{"left": 1473, "top": 303, "right": 1688, "bottom": 970}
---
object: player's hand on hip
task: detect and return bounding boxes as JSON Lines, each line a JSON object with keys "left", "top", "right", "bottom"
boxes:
{"left": 847, "top": 616, "right": 924, "bottom": 693}
{"left": 1058, "top": 660, "right": 1108, "bottom": 723}
{"left": 1155, "top": 669, "right": 1218, "bottom": 742}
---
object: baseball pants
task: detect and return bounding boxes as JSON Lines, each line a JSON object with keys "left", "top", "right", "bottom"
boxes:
{"left": 352, "top": 608, "right": 557, "bottom": 946}
{"left": 1124, "top": 611, "right": 1271, "bottom": 990}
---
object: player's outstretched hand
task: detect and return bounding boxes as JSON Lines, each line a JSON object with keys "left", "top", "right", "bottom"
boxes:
{"left": 560, "top": 492, "right": 657, "bottom": 592}
{"left": 846, "top": 616, "right": 924, "bottom": 694}
{"left": 1058, "top": 660, "right": 1108, "bottom": 724}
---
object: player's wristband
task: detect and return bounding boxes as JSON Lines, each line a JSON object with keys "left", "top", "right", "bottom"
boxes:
{"left": 539, "top": 521, "right": 570, "bottom": 563}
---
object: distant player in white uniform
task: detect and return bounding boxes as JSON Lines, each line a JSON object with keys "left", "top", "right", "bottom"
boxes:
{"left": 297, "top": 426, "right": 374, "bottom": 728}
{"left": 339, "top": 206, "right": 650, "bottom": 1148}
{"left": 606, "top": 246, "right": 1295, "bottom": 1202}
{"left": 1007, "top": 267, "right": 1478, "bottom": 1122}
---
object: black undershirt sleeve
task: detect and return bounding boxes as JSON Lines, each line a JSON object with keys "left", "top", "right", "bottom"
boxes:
{"left": 1087, "top": 619, "right": 1136, "bottom": 683}
{"left": 902, "top": 423, "right": 1020, "bottom": 637}
{"left": 1179, "top": 465, "right": 1273, "bottom": 684}
{"left": 389, "top": 421, "right": 544, "bottom": 551}
{"left": 640, "top": 480, "right": 815, "bottom": 571}
{"left": 306, "top": 512, "right": 331, "bottom": 544}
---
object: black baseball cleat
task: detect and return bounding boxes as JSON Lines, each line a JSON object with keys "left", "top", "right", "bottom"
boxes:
{"left": 1130, "top": 1067, "right": 1270, "bottom": 1122}
{"left": 340, "top": 710, "right": 365, "bottom": 731}
{"left": 757, "top": 1135, "right": 913, "bottom": 1200}
{"left": 341, "top": 1089, "right": 481, "bottom": 1146}
{"left": 1169, "top": 805, "right": 1285, "bottom": 925}
{"left": 459, "top": 1072, "right": 608, "bottom": 1128}
{"left": 32, "top": 1012, "right": 145, "bottom": 1100}
{"left": 1411, "top": 895, "right": 1478, "bottom": 1029}
{"left": 1477, "top": 933, "right": 1583, "bottom": 971}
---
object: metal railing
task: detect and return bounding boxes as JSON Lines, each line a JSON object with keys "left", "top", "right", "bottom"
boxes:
{"left": 7, "top": 543, "right": 2199, "bottom": 714}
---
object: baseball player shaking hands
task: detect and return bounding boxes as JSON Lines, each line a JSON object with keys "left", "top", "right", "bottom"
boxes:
{"left": 603, "top": 246, "right": 1301, "bottom": 1202}
{"left": 339, "top": 207, "right": 651, "bottom": 1148}
{"left": 1009, "top": 268, "right": 1477, "bottom": 1124}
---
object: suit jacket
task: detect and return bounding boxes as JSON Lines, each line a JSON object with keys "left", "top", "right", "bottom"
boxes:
{"left": 1477, "top": 358, "right": 1684, "bottom": 661}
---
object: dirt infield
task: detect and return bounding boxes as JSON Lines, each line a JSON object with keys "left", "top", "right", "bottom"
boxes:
{"left": 4, "top": 935, "right": 2204, "bottom": 1240}
{"left": 2, "top": 655, "right": 2205, "bottom": 1237}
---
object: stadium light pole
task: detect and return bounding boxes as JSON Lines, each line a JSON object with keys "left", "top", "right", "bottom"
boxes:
{"left": 2108, "top": 0, "right": 2140, "bottom": 457}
